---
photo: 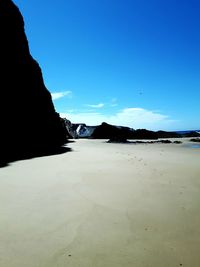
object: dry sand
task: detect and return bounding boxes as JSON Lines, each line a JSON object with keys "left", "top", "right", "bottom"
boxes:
{"left": 0, "top": 139, "right": 200, "bottom": 267}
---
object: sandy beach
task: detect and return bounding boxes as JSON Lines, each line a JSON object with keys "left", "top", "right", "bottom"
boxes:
{"left": 0, "top": 139, "right": 200, "bottom": 267}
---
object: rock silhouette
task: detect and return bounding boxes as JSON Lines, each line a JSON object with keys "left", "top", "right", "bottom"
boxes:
{"left": 190, "top": 138, "right": 200, "bottom": 143}
{"left": 156, "top": 130, "right": 181, "bottom": 138}
{"left": 62, "top": 120, "right": 199, "bottom": 140}
{"left": 91, "top": 122, "right": 133, "bottom": 139}
{"left": 91, "top": 122, "right": 158, "bottom": 139}
{"left": 0, "top": 0, "right": 68, "bottom": 166}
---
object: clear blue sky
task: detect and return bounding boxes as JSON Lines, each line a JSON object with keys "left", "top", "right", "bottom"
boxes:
{"left": 14, "top": 0, "right": 200, "bottom": 130}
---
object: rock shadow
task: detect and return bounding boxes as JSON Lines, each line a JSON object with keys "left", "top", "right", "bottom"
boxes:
{"left": 0, "top": 145, "right": 72, "bottom": 168}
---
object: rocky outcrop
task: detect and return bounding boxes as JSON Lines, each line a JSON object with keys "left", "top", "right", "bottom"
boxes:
{"left": 63, "top": 118, "right": 75, "bottom": 138}
{"left": 156, "top": 130, "right": 181, "bottom": 138}
{"left": 91, "top": 122, "right": 132, "bottom": 139}
{"left": 0, "top": 0, "right": 68, "bottom": 166}
{"left": 90, "top": 122, "right": 200, "bottom": 140}
{"left": 61, "top": 118, "right": 200, "bottom": 140}
{"left": 75, "top": 124, "right": 96, "bottom": 138}
{"left": 91, "top": 122, "right": 158, "bottom": 139}
{"left": 190, "top": 138, "right": 200, "bottom": 143}
{"left": 182, "top": 131, "right": 200, "bottom": 138}
{"left": 133, "top": 129, "right": 158, "bottom": 139}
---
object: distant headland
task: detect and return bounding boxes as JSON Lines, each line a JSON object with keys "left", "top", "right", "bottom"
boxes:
{"left": 63, "top": 120, "right": 200, "bottom": 140}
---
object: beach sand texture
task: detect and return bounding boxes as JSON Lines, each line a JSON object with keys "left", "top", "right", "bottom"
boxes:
{"left": 0, "top": 139, "right": 200, "bottom": 267}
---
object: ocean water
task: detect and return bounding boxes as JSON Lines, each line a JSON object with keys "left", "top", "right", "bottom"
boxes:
{"left": 190, "top": 144, "right": 200, "bottom": 149}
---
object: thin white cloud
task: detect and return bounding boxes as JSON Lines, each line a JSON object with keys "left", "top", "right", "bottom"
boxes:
{"left": 60, "top": 107, "right": 177, "bottom": 130}
{"left": 51, "top": 91, "right": 72, "bottom": 100}
{"left": 86, "top": 103, "right": 105, "bottom": 108}
{"left": 110, "top": 98, "right": 118, "bottom": 107}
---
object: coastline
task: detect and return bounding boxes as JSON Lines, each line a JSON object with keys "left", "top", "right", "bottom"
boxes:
{"left": 0, "top": 138, "right": 200, "bottom": 267}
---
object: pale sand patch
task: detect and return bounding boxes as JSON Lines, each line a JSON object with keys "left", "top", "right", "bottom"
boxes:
{"left": 0, "top": 139, "right": 200, "bottom": 267}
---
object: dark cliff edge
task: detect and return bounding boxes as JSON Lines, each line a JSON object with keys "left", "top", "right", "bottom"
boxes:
{"left": 0, "top": 0, "right": 68, "bottom": 167}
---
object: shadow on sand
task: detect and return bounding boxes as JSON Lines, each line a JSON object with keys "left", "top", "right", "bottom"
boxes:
{"left": 0, "top": 144, "right": 73, "bottom": 168}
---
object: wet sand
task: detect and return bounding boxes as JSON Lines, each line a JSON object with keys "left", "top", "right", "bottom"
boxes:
{"left": 0, "top": 139, "right": 200, "bottom": 267}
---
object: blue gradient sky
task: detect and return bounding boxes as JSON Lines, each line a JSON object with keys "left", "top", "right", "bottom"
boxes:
{"left": 14, "top": 0, "right": 200, "bottom": 130}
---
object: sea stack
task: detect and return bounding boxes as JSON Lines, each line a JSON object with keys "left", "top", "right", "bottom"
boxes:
{"left": 0, "top": 0, "right": 67, "bottom": 165}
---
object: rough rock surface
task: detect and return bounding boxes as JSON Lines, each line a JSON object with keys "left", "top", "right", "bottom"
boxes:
{"left": 0, "top": 0, "right": 68, "bottom": 166}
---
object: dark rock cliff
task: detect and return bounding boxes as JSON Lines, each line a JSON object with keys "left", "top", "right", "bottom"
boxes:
{"left": 91, "top": 122, "right": 158, "bottom": 139}
{"left": 91, "top": 122, "right": 131, "bottom": 139}
{"left": 0, "top": 0, "right": 68, "bottom": 166}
